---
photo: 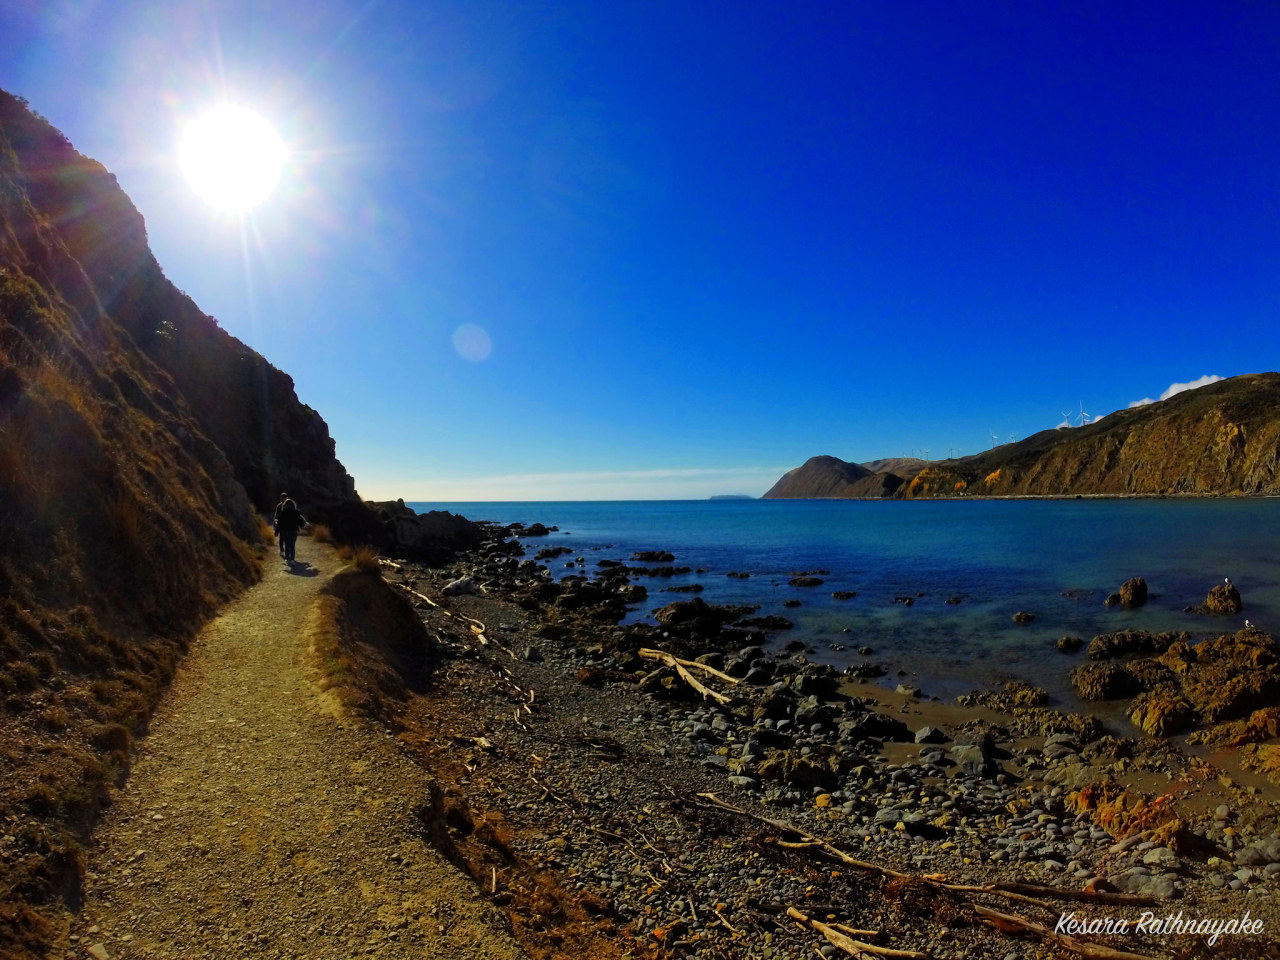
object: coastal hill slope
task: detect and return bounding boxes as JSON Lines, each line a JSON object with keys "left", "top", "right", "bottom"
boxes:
{"left": 763, "top": 454, "right": 912, "bottom": 498}
{"left": 0, "top": 89, "right": 406, "bottom": 952}
{"left": 765, "top": 372, "right": 1280, "bottom": 498}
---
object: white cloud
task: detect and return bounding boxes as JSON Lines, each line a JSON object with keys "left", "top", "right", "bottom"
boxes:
{"left": 1128, "top": 374, "right": 1223, "bottom": 409}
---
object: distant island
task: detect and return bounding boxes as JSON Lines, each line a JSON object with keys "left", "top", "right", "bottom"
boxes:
{"left": 708, "top": 494, "right": 755, "bottom": 500}
{"left": 764, "top": 372, "right": 1280, "bottom": 499}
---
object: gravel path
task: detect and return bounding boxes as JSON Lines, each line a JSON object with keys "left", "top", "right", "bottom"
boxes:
{"left": 63, "top": 538, "right": 527, "bottom": 960}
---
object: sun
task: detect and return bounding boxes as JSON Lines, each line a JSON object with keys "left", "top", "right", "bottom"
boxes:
{"left": 179, "top": 105, "right": 287, "bottom": 213}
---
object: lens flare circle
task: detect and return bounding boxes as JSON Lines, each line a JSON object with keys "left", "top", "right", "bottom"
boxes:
{"left": 452, "top": 324, "right": 493, "bottom": 362}
{"left": 179, "top": 105, "right": 287, "bottom": 213}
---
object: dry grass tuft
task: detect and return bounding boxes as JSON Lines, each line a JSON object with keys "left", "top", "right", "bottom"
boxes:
{"left": 308, "top": 523, "right": 333, "bottom": 543}
{"left": 336, "top": 543, "right": 381, "bottom": 574}
{"left": 256, "top": 515, "right": 276, "bottom": 542}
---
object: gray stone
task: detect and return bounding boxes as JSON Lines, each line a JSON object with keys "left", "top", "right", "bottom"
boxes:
{"left": 915, "top": 725, "right": 947, "bottom": 744}
{"left": 1236, "top": 837, "right": 1280, "bottom": 867}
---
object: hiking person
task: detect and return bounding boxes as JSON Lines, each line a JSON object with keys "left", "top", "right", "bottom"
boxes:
{"left": 272, "top": 493, "right": 289, "bottom": 556}
{"left": 275, "top": 498, "right": 306, "bottom": 562}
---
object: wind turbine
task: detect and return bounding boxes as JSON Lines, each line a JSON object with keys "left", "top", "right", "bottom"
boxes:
{"left": 1059, "top": 410, "right": 1074, "bottom": 429}
{"left": 921, "top": 449, "right": 930, "bottom": 463}
{"left": 1007, "top": 434, "right": 1019, "bottom": 444}
{"left": 989, "top": 429, "right": 999, "bottom": 449}
{"left": 1076, "top": 402, "right": 1091, "bottom": 427}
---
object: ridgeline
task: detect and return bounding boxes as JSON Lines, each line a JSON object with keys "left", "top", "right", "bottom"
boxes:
{"left": 764, "top": 372, "right": 1280, "bottom": 499}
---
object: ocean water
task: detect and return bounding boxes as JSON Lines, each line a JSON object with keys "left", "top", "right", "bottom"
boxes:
{"left": 408, "top": 499, "right": 1280, "bottom": 707}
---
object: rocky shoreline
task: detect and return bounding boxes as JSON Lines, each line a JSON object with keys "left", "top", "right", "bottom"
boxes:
{"left": 372, "top": 521, "right": 1280, "bottom": 959}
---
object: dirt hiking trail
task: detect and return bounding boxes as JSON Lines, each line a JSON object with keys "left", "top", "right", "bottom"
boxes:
{"left": 63, "top": 538, "right": 528, "bottom": 960}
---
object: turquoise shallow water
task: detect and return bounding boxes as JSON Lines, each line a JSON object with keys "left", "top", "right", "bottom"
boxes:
{"left": 408, "top": 499, "right": 1280, "bottom": 707}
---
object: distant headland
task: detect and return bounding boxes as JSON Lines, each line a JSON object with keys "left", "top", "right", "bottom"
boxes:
{"left": 764, "top": 372, "right": 1280, "bottom": 499}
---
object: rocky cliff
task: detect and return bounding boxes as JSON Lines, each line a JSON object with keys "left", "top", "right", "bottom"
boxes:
{"left": 766, "top": 373, "right": 1280, "bottom": 499}
{"left": 0, "top": 90, "right": 460, "bottom": 953}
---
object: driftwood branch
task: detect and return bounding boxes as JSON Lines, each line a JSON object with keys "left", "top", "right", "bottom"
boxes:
{"left": 637, "top": 650, "right": 732, "bottom": 703}
{"left": 696, "top": 793, "right": 1170, "bottom": 959}
{"left": 638, "top": 648, "right": 742, "bottom": 685}
{"left": 788, "top": 907, "right": 927, "bottom": 959}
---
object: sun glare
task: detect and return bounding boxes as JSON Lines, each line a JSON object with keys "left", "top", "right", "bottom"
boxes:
{"left": 179, "top": 105, "right": 287, "bottom": 213}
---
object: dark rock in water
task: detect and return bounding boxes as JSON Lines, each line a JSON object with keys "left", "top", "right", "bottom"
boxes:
{"left": 522, "top": 522, "right": 552, "bottom": 536}
{"left": 858, "top": 646, "right": 874, "bottom": 655}
{"left": 665, "top": 583, "right": 704, "bottom": 593}
{"left": 1071, "top": 662, "right": 1142, "bottom": 701}
{"left": 597, "top": 558, "right": 624, "bottom": 568}
{"left": 1056, "top": 635, "right": 1084, "bottom": 653}
{"left": 1104, "top": 593, "right": 1122, "bottom": 607}
{"left": 831, "top": 590, "right": 857, "bottom": 600}
{"left": 892, "top": 596, "right": 915, "bottom": 606}
{"left": 535, "top": 545, "right": 573, "bottom": 560}
{"left": 945, "top": 596, "right": 963, "bottom": 605}
{"left": 915, "top": 725, "right": 947, "bottom": 744}
{"left": 783, "top": 638, "right": 808, "bottom": 654}
{"left": 736, "top": 615, "right": 794, "bottom": 631}
{"left": 632, "top": 550, "right": 675, "bottom": 562}
{"left": 782, "top": 599, "right": 802, "bottom": 608}
{"left": 1119, "top": 576, "right": 1149, "bottom": 607}
{"left": 1012, "top": 611, "right": 1035, "bottom": 623}
{"left": 844, "top": 662, "right": 886, "bottom": 679}
{"left": 631, "top": 565, "right": 693, "bottom": 578}
{"left": 788, "top": 576, "right": 824, "bottom": 587}
{"left": 1200, "top": 582, "right": 1243, "bottom": 615}
{"left": 617, "top": 583, "right": 648, "bottom": 603}
{"left": 727, "top": 571, "right": 751, "bottom": 579}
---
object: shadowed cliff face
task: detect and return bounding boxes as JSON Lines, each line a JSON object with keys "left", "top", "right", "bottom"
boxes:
{"left": 0, "top": 90, "right": 390, "bottom": 953}
{"left": 765, "top": 373, "right": 1280, "bottom": 499}
{"left": 0, "top": 91, "right": 363, "bottom": 526}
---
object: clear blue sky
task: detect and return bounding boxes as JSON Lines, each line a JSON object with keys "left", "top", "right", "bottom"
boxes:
{"left": 4, "top": 2, "right": 1279, "bottom": 499}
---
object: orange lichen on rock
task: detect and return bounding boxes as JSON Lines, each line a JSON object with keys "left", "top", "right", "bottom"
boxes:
{"left": 1068, "top": 781, "right": 1180, "bottom": 839}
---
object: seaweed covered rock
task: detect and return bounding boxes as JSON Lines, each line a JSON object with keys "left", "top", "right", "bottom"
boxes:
{"left": 1087, "top": 629, "right": 1190, "bottom": 660}
{"left": 1128, "top": 689, "right": 1195, "bottom": 737}
{"left": 1071, "top": 662, "right": 1142, "bottom": 701}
